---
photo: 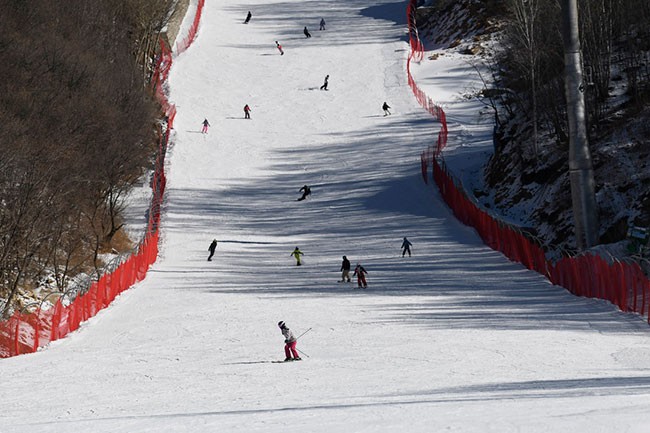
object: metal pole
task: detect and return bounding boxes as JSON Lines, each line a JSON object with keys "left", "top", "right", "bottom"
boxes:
{"left": 561, "top": 0, "right": 599, "bottom": 250}
{"left": 296, "top": 327, "right": 312, "bottom": 340}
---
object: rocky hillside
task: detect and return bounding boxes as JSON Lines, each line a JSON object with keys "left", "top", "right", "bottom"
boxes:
{"left": 417, "top": 0, "right": 650, "bottom": 260}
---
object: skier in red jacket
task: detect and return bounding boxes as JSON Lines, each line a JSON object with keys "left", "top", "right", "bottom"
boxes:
{"left": 353, "top": 263, "right": 368, "bottom": 288}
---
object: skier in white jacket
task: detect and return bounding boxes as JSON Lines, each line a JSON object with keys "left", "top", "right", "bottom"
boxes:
{"left": 278, "top": 321, "right": 301, "bottom": 361}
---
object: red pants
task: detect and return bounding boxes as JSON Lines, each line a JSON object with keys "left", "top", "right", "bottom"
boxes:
{"left": 284, "top": 341, "right": 299, "bottom": 359}
{"left": 201, "top": 125, "right": 209, "bottom": 133}
{"left": 357, "top": 274, "right": 367, "bottom": 288}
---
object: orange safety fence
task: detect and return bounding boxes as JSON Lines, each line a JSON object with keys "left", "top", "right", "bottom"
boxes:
{"left": 0, "top": 3, "right": 204, "bottom": 358}
{"left": 405, "top": 0, "right": 650, "bottom": 323}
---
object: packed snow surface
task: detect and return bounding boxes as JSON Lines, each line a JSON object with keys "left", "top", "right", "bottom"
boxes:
{"left": 2, "top": 1, "right": 650, "bottom": 432}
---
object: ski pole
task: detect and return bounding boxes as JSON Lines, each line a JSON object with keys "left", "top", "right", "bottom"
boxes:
{"left": 296, "top": 327, "right": 312, "bottom": 340}
{"left": 297, "top": 348, "right": 310, "bottom": 358}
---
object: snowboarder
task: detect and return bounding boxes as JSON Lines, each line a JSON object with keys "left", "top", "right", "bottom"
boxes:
{"left": 401, "top": 237, "right": 413, "bottom": 257}
{"left": 297, "top": 185, "right": 311, "bottom": 201}
{"left": 353, "top": 263, "right": 368, "bottom": 288}
{"left": 244, "top": 104, "right": 251, "bottom": 119}
{"left": 278, "top": 321, "right": 301, "bottom": 361}
{"left": 207, "top": 239, "right": 217, "bottom": 261}
{"left": 290, "top": 247, "right": 304, "bottom": 266}
{"left": 382, "top": 102, "right": 391, "bottom": 116}
{"left": 201, "top": 118, "right": 210, "bottom": 133}
{"left": 320, "top": 75, "right": 329, "bottom": 91}
{"left": 275, "top": 41, "right": 284, "bottom": 55}
{"left": 244, "top": 11, "right": 252, "bottom": 24}
{"left": 303, "top": 26, "right": 311, "bottom": 38}
{"left": 320, "top": 18, "right": 326, "bottom": 30}
{"left": 339, "top": 255, "right": 351, "bottom": 282}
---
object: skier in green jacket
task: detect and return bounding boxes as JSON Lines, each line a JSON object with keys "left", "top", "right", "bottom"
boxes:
{"left": 290, "top": 247, "right": 304, "bottom": 266}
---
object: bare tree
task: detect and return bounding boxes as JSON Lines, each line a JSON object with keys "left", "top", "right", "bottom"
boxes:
{"left": 0, "top": 0, "right": 167, "bottom": 314}
{"left": 509, "top": 0, "right": 542, "bottom": 158}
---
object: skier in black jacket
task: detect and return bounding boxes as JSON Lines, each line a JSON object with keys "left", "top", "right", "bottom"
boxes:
{"left": 297, "top": 185, "right": 311, "bottom": 201}
{"left": 320, "top": 75, "right": 329, "bottom": 91}
{"left": 401, "top": 237, "right": 413, "bottom": 257}
{"left": 339, "top": 256, "right": 351, "bottom": 282}
{"left": 207, "top": 239, "right": 217, "bottom": 261}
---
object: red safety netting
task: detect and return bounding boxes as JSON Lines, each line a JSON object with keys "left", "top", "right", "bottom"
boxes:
{"left": 405, "top": 0, "right": 650, "bottom": 324}
{"left": 0, "top": 4, "right": 205, "bottom": 358}
{"left": 174, "top": 0, "right": 205, "bottom": 55}
{"left": 0, "top": 233, "right": 160, "bottom": 357}
{"left": 406, "top": 0, "right": 424, "bottom": 63}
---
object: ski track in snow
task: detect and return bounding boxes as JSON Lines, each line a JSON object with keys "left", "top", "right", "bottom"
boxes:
{"left": 3, "top": 1, "right": 650, "bottom": 432}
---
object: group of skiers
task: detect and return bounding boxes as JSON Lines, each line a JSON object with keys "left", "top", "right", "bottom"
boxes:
{"left": 205, "top": 220, "right": 411, "bottom": 364}
{"left": 245, "top": 12, "right": 324, "bottom": 33}
{"left": 339, "top": 255, "right": 367, "bottom": 288}
{"left": 273, "top": 17, "right": 325, "bottom": 54}
{"left": 282, "top": 237, "right": 413, "bottom": 288}
{"left": 270, "top": 238, "right": 411, "bottom": 360}
{"left": 201, "top": 10, "right": 403, "bottom": 361}
{"left": 200, "top": 14, "right": 392, "bottom": 132}
{"left": 200, "top": 104, "right": 251, "bottom": 131}
{"left": 210, "top": 237, "right": 412, "bottom": 286}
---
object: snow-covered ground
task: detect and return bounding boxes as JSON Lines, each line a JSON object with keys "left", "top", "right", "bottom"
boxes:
{"left": 410, "top": 45, "right": 496, "bottom": 196}
{"left": 2, "top": 1, "right": 650, "bottom": 432}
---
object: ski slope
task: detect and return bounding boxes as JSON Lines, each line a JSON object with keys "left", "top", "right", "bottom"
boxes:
{"left": 3, "top": 1, "right": 650, "bottom": 432}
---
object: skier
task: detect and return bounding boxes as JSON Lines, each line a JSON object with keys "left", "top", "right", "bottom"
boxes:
{"left": 382, "top": 102, "right": 391, "bottom": 116}
{"left": 339, "top": 255, "right": 351, "bottom": 282}
{"left": 201, "top": 118, "right": 210, "bottom": 133}
{"left": 353, "top": 263, "right": 368, "bottom": 288}
{"left": 207, "top": 239, "right": 217, "bottom": 261}
{"left": 278, "top": 321, "right": 301, "bottom": 361}
{"left": 244, "top": 104, "right": 251, "bottom": 119}
{"left": 303, "top": 26, "right": 311, "bottom": 38}
{"left": 297, "top": 185, "right": 311, "bottom": 201}
{"left": 319, "top": 18, "right": 326, "bottom": 30}
{"left": 290, "top": 247, "right": 304, "bottom": 266}
{"left": 401, "top": 237, "right": 413, "bottom": 257}
{"left": 320, "top": 75, "right": 329, "bottom": 91}
{"left": 275, "top": 41, "right": 284, "bottom": 55}
{"left": 244, "top": 11, "right": 252, "bottom": 24}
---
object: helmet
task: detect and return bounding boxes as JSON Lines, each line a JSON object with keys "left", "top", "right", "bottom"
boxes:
{"left": 342, "top": 255, "right": 346, "bottom": 259}
{"left": 278, "top": 321, "right": 285, "bottom": 328}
